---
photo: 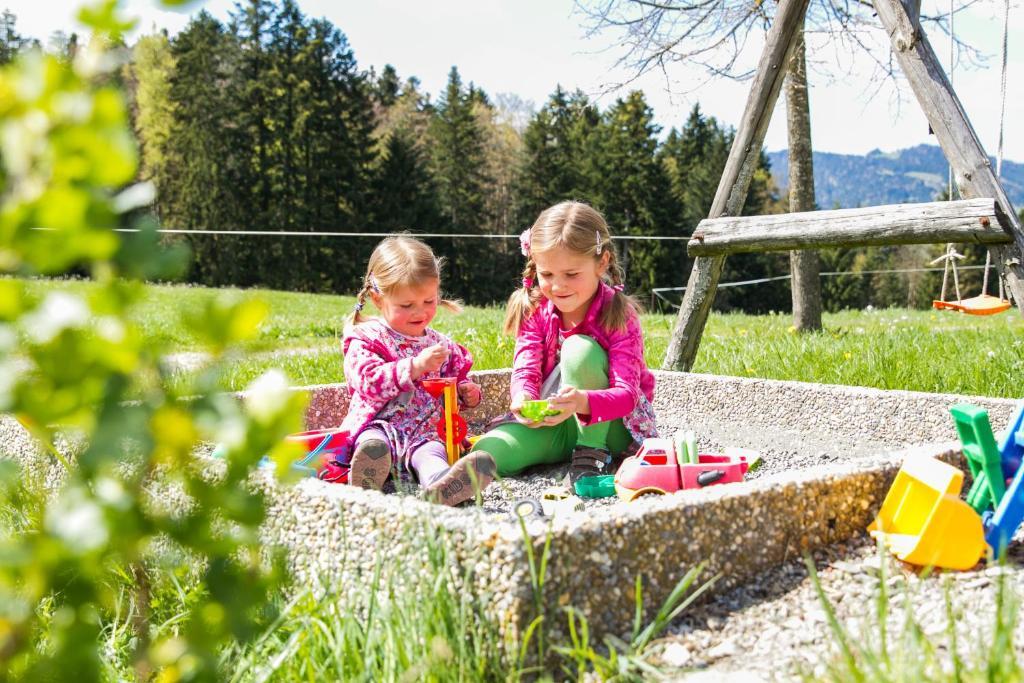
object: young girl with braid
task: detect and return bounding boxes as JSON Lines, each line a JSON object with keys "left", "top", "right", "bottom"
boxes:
{"left": 470, "top": 201, "right": 658, "bottom": 484}
{"left": 339, "top": 235, "right": 496, "bottom": 506}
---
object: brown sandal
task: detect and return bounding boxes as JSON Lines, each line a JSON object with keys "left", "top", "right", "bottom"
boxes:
{"left": 424, "top": 451, "right": 497, "bottom": 506}
{"left": 564, "top": 446, "right": 613, "bottom": 487}
{"left": 348, "top": 438, "right": 392, "bottom": 490}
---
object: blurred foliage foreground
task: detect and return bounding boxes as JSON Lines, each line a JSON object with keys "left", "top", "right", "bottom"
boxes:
{"left": 0, "top": 2, "right": 308, "bottom": 680}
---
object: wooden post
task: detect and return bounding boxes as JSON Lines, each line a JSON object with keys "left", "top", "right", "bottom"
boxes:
{"left": 874, "top": 0, "right": 1024, "bottom": 311}
{"left": 662, "top": 0, "right": 811, "bottom": 371}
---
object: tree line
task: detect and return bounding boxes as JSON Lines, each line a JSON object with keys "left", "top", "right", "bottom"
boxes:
{"left": 3, "top": 1, "right": 1018, "bottom": 311}
{"left": 120, "top": 0, "right": 791, "bottom": 308}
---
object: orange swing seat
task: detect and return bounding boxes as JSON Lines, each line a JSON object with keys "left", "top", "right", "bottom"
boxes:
{"left": 933, "top": 293, "right": 1012, "bottom": 316}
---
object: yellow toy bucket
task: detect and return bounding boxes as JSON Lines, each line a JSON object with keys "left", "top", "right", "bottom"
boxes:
{"left": 868, "top": 453, "right": 985, "bottom": 570}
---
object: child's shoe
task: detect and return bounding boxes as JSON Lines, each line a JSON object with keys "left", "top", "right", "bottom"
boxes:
{"left": 424, "top": 451, "right": 497, "bottom": 506}
{"left": 349, "top": 438, "right": 392, "bottom": 490}
{"left": 564, "top": 445, "right": 613, "bottom": 487}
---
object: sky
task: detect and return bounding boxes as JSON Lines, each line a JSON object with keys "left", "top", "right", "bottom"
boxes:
{"left": 5, "top": 0, "right": 1023, "bottom": 161}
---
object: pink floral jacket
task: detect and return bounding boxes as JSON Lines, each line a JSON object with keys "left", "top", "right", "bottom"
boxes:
{"left": 339, "top": 319, "right": 473, "bottom": 445}
{"left": 510, "top": 281, "right": 656, "bottom": 427}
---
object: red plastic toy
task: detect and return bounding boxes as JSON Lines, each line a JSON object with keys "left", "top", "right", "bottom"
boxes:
{"left": 420, "top": 377, "right": 468, "bottom": 465}
{"left": 285, "top": 427, "right": 351, "bottom": 483}
{"left": 614, "top": 435, "right": 756, "bottom": 501}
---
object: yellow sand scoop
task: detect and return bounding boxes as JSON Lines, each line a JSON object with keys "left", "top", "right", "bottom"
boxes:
{"left": 868, "top": 453, "right": 985, "bottom": 570}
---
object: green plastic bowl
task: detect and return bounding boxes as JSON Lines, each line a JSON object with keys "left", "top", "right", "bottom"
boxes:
{"left": 520, "top": 399, "right": 561, "bottom": 422}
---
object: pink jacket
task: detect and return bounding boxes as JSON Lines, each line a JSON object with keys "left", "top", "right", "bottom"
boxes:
{"left": 339, "top": 319, "right": 473, "bottom": 443}
{"left": 510, "top": 281, "right": 656, "bottom": 426}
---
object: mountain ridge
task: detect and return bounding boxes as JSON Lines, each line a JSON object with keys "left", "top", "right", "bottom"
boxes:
{"left": 766, "top": 144, "right": 1024, "bottom": 210}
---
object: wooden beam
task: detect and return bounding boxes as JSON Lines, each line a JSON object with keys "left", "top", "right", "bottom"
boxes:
{"left": 687, "top": 198, "right": 1011, "bottom": 256}
{"left": 874, "top": 0, "right": 1024, "bottom": 311}
{"left": 662, "top": 0, "right": 811, "bottom": 372}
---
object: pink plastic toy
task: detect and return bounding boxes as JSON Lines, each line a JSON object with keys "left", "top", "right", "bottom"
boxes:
{"left": 285, "top": 427, "right": 351, "bottom": 483}
{"left": 613, "top": 435, "right": 756, "bottom": 501}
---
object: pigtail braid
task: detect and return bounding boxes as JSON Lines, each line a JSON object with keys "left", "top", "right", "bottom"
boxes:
{"left": 440, "top": 295, "right": 464, "bottom": 315}
{"left": 600, "top": 244, "right": 642, "bottom": 332}
{"left": 348, "top": 282, "right": 372, "bottom": 327}
{"left": 502, "top": 259, "right": 542, "bottom": 335}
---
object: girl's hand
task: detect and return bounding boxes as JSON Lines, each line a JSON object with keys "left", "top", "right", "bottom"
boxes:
{"left": 510, "top": 392, "right": 544, "bottom": 428}
{"left": 458, "top": 381, "right": 482, "bottom": 408}
{"left": 412, "top": 343, "right": 449, "bottom": 379}
{"left": 544, "top": 386, "right": 589, "bottom": 426}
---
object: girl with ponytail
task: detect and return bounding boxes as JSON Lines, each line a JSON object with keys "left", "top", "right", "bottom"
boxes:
{"left": 474, "top": 201, "right": 658, "bottom": 485}
{"left": 339, "top": 235, "right": 495, "bottom": 506}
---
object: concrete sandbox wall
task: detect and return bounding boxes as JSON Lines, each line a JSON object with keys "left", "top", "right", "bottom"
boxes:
{"left": 271, "top": 370, "right": 1019, "bottom": 643}
{"left": 3, "top": 370, "right": 1020, "bottom": 644}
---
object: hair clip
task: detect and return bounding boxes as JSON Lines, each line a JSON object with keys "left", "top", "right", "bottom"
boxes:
{"left": 368, "top": 275, "right": 382, "bottom": 294}
{"left": 353, "top": 300, "right": 365, "bottom": 312}
{"left": 595, "top": 230, "right": 603, "bottom": 255}
{"left": 612, "top": 284, "right": 625, "bottom": 293}
{"left": 519, "top": 228, "right": 532, "bottom": 257}
{"left": 522, "top": 277, "right": 534, "bottom": 289}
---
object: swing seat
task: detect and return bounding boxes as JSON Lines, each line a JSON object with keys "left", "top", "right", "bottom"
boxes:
{"left": 932, "top": 294, "right": 1011, "bottom": 316}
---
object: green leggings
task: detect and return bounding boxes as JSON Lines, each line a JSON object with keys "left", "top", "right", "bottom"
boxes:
{"left": 471, "top": 334, "right": 632, "bottom": 477}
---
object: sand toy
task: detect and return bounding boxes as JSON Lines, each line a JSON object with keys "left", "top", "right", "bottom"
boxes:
{"left": 520, "top": 399, "right": 561, "bottom": 423}
{"left": 868, "top": 452, "right": 985, "bottom": 570}
{"left": 950, "top": 404, "right": 1007, "bottom": 513}
{"left": 614, "top": 435, "right": 755, "bottom": 501}
{"left": 422, "top": 377, "right": 469, "bottom": 465}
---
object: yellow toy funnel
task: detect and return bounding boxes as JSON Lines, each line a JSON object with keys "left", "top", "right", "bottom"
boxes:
{"left": 868, "top": 454, "right": 985, "bottom": 570}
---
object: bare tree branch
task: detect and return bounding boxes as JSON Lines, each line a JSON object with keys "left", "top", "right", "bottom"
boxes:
{"left": 574, "top": 0, "right": 994, "bottom": 105}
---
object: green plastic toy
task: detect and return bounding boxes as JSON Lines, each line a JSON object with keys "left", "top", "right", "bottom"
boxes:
{"left": 520, "top": 399, "right": 561, "bottom": 422}
{"left": 685, "top": 431, "right": 698, "bottom": 465}
{"left": 574, "top": 474, "right": 616, "bottom": 498}
{"left": 672, "top": 430, "right": 699, "bottom": 464}
{"left": 950, "top": 403, "right": 1007, "bottom": 513}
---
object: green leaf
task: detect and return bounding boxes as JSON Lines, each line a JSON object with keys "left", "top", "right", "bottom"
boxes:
{"left": 76, "top": 1, "right": 136, "bottom": 38}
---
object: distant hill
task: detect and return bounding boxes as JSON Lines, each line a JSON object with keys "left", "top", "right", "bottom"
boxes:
{"left": 766, "top": 144, "right": 1024, "bottom": 210}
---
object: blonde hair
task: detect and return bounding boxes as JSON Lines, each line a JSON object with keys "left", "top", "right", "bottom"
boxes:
{"left": 503, "top": 201, "right": 640, "bottom": 335}
{"left": 349, "top": 235, "right": 462, "bottom": 326}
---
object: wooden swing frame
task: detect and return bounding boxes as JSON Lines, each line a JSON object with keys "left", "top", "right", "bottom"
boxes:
{"left": 662, "top": 0, "right": 1024, "bottom": 371}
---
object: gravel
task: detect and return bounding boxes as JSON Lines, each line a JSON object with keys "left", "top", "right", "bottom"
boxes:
{"left": 650, "top": 536, "right": 1024, "bottom": 681}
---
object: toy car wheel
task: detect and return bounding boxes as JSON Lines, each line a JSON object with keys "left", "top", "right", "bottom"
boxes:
{"left": 509, "top": 498, "right": 543, "bottom": 521}
{"left": 624, "top": 486, "right": 667, "bottom": 502}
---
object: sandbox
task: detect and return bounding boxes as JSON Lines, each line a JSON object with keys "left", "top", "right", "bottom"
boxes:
{"left": 269, "top": 370, "right": 1019, "bottom": 643}
{"left": 3, "top": 369, "right": 1019, "bottom": 646}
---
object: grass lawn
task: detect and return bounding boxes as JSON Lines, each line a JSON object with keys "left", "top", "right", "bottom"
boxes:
{"left": 18, "top": 278, "right": 1024, "bottom": 398}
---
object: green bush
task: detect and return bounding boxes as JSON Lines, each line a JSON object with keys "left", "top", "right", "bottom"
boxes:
{"left": 0, "top": 2, "right": 306, "bottom": 680}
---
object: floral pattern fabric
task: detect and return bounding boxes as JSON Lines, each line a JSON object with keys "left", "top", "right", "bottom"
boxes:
{"left": 339, "top": 319, "right": 473, "bottom": 470}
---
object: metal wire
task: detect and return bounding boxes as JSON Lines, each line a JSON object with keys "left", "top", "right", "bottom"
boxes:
{"left": 104, "top": 227, "right": 691, "bottom": 242}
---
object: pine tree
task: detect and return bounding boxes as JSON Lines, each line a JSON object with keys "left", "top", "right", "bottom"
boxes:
{"left": 475, "top": 94, "right": 523, "bottom": 238}
{"left": 162, "top": 12, "right": 249, "bottom": 286}
{"left": 301, "top": 16, "right": 377, "bottom": 292}
{"left": 372, "top": 127, "right": 442, "bottom": 234}
{"left": 430, "top": 67, "right": 501, "bottom": 302}
{"left": 590, "top": 91, "right": 679, "bottom": 294}
{"left": 0, "top": 10, "right": 23, "bottom": 65}
{"left": 514, "top": 86, "right": 593, "bottom": 227}
{"left": 232, "top": 0, "right": 275, "bottom": 283}
{"left": 658, "top": 105, "right": 785, "bottom": 312}
{"left": 373, "top": 64, "right": 400, "bottom": 108}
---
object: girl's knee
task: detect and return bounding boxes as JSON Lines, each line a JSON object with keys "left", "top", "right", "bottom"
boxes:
{"left": 562, "top": 334, "right": 602, "bottom": 357}
{"left": 561, "top": 334, "right": 609, "bottom": 387}
{"left": 471, "top": 423, "right": 566, "bottom": 477}
{"left": 471, "top": 431, "right": 520, "bottom": 477}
